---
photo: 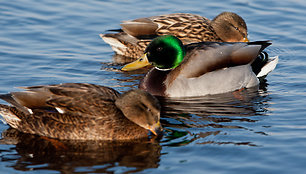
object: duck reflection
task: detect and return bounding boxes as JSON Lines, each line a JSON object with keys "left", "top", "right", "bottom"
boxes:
{"left": 161, "top": 86, "right": 268, "bottom": 116}
{"left": 0, "top": 128, "right": 161, "bottom": 173}
{"left": 111, "top": 54, "right": 137, "bottom": 65}
{"left": 159, "top": 86, "right": 271, "bottom": 147}
{"left": 100, "top": 55, "right": 150, "bottom": 90}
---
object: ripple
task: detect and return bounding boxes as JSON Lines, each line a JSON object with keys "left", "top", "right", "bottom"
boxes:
{"left": 1, "top": 0, "right": 306, "bottom": 173}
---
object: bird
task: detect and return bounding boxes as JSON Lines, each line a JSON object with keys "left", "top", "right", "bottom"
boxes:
{"left": 100, "top": 12, "right": 249, "bottom": 59}
{"left": 0, "top": 83, "right": 162, "bottom": 140}
{"left": 121, "top": 35, "right": 278, "bottom": 97}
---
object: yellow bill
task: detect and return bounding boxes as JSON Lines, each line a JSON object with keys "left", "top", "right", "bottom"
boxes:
{"left": 243, "top": 37, "right": 249, "bottom": 42}
{"left": 121, "top": 53, "right": 151, "bottom": 71}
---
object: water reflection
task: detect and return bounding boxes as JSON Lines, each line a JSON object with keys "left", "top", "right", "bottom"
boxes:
{"left": 0, "top": 129, "right": 161, "bottom": 173}
{"left": 161, "top": 87, "right": 268, "bottom": 116}
{"left": 100, "top": 55, "right": 149, "bottom": 90}
{"left": 159, "top": 86, "right": 271, "bottom": 147}
{"left": 111, "top": 54, "right": 136, "bottom": 65}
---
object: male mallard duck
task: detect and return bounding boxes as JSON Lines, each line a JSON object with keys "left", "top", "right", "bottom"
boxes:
{"left": 122, "top": 35, "right": 278, "bottom": 97}
{"left": 100, "top": 12, "right": 248, "bottom": 59}
{"left": 0, "top": 83, "right": 162, "bottom": 140}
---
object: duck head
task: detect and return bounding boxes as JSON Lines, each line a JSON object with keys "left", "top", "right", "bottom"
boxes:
{"left": 211, "top": 12, "right": 249, "bottom": 42}
{"left": 115, "top": 89, "right": 162, "bottom": 136}
{"left": 122, "top": 35, "right": 185, "bottom": 71}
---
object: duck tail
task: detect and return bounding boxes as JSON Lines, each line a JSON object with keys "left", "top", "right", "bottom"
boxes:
{"left": 251, "top": 52, "right": 279, "bottom": 78}
{"left": 0, "top": 94, "right": 32, "bottom": 114}
{"left": 99, "top": 33, "right": 128, "bottom": 56}
{"left": 0, "top": 104, "right": 21, "bottom": 129}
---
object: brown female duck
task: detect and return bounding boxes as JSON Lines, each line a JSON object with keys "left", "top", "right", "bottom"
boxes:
{"left": 100, "top": 12, "right": 248, "bottom": 58}
{"left": 0, "top": 83, "right": 162, "bottom": 140}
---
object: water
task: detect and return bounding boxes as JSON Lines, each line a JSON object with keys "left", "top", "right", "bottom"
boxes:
{"left": 0, "top": 0, "right": 306, "bottom": 173}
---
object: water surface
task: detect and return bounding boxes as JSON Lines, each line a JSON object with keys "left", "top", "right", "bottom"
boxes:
{"left": 1, "top": 0, "right": 306, "bottom": 173}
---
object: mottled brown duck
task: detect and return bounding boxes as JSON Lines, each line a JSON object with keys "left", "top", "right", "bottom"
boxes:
{"left": 100, "top": 12, "right": 249, "bottom": 59}
{"left": 0, "top": 83, "right": 162, "bottom": 140}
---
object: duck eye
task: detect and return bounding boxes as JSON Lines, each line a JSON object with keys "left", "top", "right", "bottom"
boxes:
{"left": 140, "top": 102, "right": 152, "bottom": 112}
{"left": 156, "top": 47, "right": 163, "bottom": 52}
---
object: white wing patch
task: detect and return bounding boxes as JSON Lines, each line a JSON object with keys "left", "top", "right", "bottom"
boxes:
{"left": 55, "top": 107, "right": 65, "bottom": 114}
{"left": 27, "top": 108, "right": 33, "bottom": 114}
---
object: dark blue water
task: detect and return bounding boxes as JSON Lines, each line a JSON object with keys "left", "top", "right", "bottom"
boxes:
{"left": 1, "top": 0, "right": 306, "bottom": 173}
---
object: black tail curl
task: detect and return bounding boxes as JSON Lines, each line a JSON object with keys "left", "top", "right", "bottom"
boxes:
{"left": 251, "top": 51, "right": 269, "bottom": 75}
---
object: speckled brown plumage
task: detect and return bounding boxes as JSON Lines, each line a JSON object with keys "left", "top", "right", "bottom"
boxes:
{"left": 0, "top": 83, "right": 162, "bottom": 140}
{"left": 100, "top": 12, "right": 248, "bottom": 59}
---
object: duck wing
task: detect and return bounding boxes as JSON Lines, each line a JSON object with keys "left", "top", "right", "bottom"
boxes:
{"left": 120, "top": 13, "right": 215, "bottom": 43}
{"left": 100, "top": 13, "right": 220, "bottom": 58}
{"left": 0, "top": 84, "right": 125, "bottom": 140}
{"left": 172, "top": 41, "right": 272, "bottom": 78}
{"left": 120, "top": 17, "right": 159, "bottom": 37}
{"left": 0, "top": 83, "right": 121, "bottom": 116}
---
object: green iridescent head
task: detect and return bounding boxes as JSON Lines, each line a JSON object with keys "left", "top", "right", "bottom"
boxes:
{"left": 121, "top": 35, "right": 186, "bottom": 71}
{"left": 145, "top": 35, "right": 185, "bottom": 70}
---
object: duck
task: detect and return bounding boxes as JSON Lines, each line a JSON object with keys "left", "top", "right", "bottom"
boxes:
{"left": 100, "top": 12, "right": 249, "bottom": 59}
{"left": 121, "top": 35, "right": 278, "bottom": 97}
{"left": 0, "top": 83, "right": 162, "bottom": 140}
